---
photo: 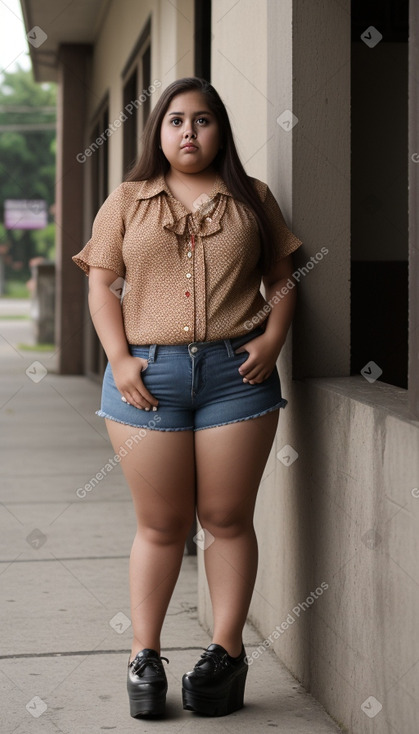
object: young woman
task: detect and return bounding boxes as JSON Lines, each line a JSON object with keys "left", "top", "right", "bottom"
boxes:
{"left": 73, "top": 77, "right": 302, "bottom": 719}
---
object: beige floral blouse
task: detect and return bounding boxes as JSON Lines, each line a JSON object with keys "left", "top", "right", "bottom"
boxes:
{"left": 72, "top": 174, "right": 302, "bottom": 345}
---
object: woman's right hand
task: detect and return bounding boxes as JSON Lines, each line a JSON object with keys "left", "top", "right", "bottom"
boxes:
{"left": 111, "top": 355, "right": 158, "bottom": 411}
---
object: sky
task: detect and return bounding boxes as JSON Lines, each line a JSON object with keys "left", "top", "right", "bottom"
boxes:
{"left": 0, "top": 0, "right": 31, "bottom": 78}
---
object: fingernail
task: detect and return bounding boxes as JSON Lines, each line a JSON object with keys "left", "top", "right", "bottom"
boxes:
{"left": 145, "top": 407, "right": 150, "bottom": 411}
{"left": 152, "top": 406, "right": 158, "bottom": 411}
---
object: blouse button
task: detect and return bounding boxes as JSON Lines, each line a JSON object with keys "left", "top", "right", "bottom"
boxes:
{"left": 183, "top": 326, "right": 189, "bottom": 332}
{"left": 206, "top": 217, "right": 212, "bottom": 222}
{"left": 187, "top": 252, "right": 192, "bottom": 258}
{"left": 186, "top": 273, "right": 192, "bottom": 278}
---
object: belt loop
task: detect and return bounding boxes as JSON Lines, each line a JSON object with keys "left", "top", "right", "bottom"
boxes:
{"left": 148, "top": 344, "right": 157, "bottom": 362}
{"left": 224, "top": 339, "right": 234, "bottom": 358}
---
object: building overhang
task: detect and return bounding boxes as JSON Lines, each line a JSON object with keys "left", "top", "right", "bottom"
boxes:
{"left": 20, "top": 0, "right": 110, "bottom": 82}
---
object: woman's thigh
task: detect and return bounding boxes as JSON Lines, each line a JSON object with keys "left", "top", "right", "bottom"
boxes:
{"left": 105, "top": 419, "right": 196, "bottom": 534}
{"left": 194, "top": 410, "right": 279, "bottom": 530}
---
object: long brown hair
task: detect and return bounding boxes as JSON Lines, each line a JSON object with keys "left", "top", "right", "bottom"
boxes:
{"left": 126, "top": 77, "right": 275, "bottom": 273}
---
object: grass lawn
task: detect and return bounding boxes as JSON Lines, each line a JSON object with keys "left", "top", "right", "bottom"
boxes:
{"left": 2, "top": 281, "right": 30, "bottom": 298}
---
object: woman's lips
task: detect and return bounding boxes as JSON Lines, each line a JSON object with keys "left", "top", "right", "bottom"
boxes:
{"left": 181, "top": 144, "right": 198, "bottom": 150}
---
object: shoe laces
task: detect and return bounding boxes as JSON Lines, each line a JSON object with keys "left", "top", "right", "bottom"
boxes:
{"left": 129, "top": 653, "right": 169, "bottom": 677}
{"left": 195, "top": 647, "right": 229, "bottom": 672}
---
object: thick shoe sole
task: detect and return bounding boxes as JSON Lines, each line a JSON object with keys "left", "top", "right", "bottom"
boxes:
{"left": 182, "top": 669, "right": 247, "bottom": 717}
{"left": 129, "top": 693, "right": 166, "bottom": 718}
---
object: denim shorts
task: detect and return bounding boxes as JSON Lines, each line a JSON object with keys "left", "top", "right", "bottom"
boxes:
{"left": 96, "top": 326, "right": 287, "bottom": 431}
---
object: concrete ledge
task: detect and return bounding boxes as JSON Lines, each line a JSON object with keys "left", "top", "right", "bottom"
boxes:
{"left": 303, "top": 375, "right": 419, "bottom": 426}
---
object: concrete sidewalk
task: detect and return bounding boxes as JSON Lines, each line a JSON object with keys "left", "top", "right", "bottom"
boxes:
{"left": 0, "top": 300, "right": 344, "bottom": 733}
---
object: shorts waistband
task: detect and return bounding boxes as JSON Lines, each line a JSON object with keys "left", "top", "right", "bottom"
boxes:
{"left": 133, "top": 326, "right": 265, "bottom": 363}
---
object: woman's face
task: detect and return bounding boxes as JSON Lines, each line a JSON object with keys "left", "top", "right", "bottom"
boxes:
{"left": 160, "top": 91, "right": 221, "bottom": 175}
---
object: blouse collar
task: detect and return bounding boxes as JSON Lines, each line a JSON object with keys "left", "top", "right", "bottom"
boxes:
{"left": 133, "top": 173, "right": 232, "bottom": 237}
{"left": 134, "top": 173, "right": 233, "bottom": 202}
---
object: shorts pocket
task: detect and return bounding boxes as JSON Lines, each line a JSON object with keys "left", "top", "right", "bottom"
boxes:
{"left": 129, "top": 346, "right": 150, "bottom": 372}
{"left": 233, "top": 350, "right": 248, "bottom": 363}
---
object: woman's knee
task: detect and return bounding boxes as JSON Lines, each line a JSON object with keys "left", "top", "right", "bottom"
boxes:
{"left": 196, "top": 508, "right": 253, "bottom": 538}
{"left": 136, "top": 514, "right": 194, "bottom": 545}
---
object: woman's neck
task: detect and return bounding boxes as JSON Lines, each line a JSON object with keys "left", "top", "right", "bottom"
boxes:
{"left": 165, "top": 166, "right": 217, "bottom": 191}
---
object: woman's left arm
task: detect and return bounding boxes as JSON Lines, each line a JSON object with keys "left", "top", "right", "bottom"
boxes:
{"left": 236, "top": 255, "right": 297, "bottom": 384}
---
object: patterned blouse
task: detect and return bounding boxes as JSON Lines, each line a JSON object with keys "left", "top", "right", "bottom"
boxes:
{"left": 72, "top": 174, "right": 302, "bottom": 345}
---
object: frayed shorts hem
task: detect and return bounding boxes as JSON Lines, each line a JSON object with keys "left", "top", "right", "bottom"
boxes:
{"left": 95, "top": 410, "right": 193, "bottom": 431}
{"left": 95, "top": 401, "right": 285, "bottom": 432}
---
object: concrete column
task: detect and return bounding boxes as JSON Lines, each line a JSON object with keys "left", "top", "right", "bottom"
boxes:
{"left": 286, "top": 0, "right": 351, "bottom": 379}
{"left": 55, "top": 44, "right": 91, "bottom": 374}
{"left": 251, "top": 0, "right": 350, "bottom": 697}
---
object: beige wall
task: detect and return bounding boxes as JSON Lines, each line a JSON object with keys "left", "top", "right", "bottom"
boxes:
{"left": 211, "top": 0, "right": 268, "bottom": 181}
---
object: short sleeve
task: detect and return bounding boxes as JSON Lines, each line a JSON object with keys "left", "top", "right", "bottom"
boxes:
{"left": 259, "top": 183, "right": 303, "bottom": 262}
{"left": 72, "top": 185, "right": 126, "bottom": 276}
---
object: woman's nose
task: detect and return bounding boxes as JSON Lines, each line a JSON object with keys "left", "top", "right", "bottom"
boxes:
{"left": 183, "top": 125, "right": 196, "bottom": 139}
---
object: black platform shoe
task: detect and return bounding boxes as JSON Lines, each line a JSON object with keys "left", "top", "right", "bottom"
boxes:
{"left": 127, "top": 648, "right": 169, "bottom": 718}
{"left": 182, "top": 643, "right": 248, "bottom": 716}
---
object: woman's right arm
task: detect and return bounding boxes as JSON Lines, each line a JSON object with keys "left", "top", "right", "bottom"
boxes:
{"left": 87, "top": 266, "right": 158, "bottom": 411}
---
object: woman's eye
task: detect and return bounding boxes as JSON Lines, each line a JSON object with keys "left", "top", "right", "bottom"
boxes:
{"left": 169, "top": 117, "right": 209, "bottom": 126}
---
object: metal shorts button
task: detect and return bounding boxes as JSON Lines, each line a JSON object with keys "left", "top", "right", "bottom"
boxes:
{"left": 190, "top": 345, "right": 198, "bottom": 354}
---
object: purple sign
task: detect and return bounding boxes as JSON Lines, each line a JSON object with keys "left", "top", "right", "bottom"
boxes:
{"left": 4, "top": 199, "right": 48, "bottom": 230}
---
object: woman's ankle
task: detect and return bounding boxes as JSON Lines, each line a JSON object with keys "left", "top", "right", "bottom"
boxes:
{"left": 211, "top": 639, "right": 243, "bottom": 658}
{"left": 130, "top": 639, "right": 161, "bottom": 662}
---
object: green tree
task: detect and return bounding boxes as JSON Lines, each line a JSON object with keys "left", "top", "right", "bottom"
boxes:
{"left": 0, "top": 65, "right": 56, "bottom": 287}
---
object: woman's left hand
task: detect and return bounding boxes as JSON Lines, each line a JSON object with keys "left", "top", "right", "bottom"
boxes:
{"left": 235, "top": 334, "right": 284, "bottom": 384}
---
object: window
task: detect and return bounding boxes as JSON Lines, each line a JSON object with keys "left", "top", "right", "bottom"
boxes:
{"left": 142, "top": 44, "right": 151, "bottom": 126}
{"left": 91, "top": 104, "right": 109, "bottom": 214}
{"left": 122, "top": 68, "right": 138, "bottom": 176}
{"left": 194, "top": 0, "right": 211, "bottom": 80}
{"left": 121, "top": 17, "right": 152, "bottom": 179}
{"left": 351, "top": 0, "right": 409, "bottom": 389}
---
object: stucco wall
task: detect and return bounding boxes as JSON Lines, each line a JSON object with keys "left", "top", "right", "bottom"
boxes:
{"left": 210, "top": 0, "right": 268, "bottom": 181}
